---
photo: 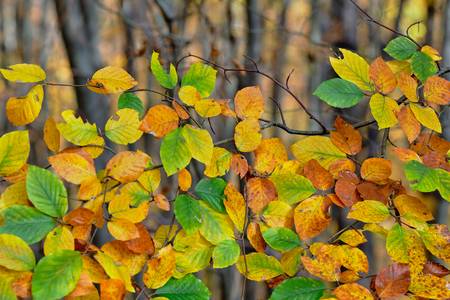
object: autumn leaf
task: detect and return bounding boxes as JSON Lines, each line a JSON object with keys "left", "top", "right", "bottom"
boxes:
{"left": 329, "top": 48, "right": 372, "bottom": 91}
{"left": 375, "top": 263, "right": 410, "bottom": 298}
{"left": 194, "top": 99, "right": 222, "bottom": 117}
{"left": 204, "top": 147, "right": 232, "bottom": 178}
{"left": 49, "top": 152, "right": 96, "bottom": 184}
{"left": 177, "top": 168, "right": 192, "bottom": 191}
{"left": 333, "top": 283, "right": 374, "bottom": 300}
{"left": 0, "top": 234, "right": 35, "bottom": 271}
{"left": 6, "top": 84, "right": 44, "bottom": 126}
{"left": 178, "top": 85, "right": 201, "bottom": 106}
{"left": 348, "top": 200, "right": 389, "bottom": 223}
{"left": 234, "top": 86, "right": 265, "bottom": 119}
{"left": 294, "top": 195, "right": 331, "bottom": 240}
{"left": 423, "top": 76, "right": 450, "bottom": 105}
{"left": 230, "top": 154, "right": 249, "bottom": 178}
{"left": 87, "top": 66, "right": 137, "bottom": 94}
{"left": 246, "top": 177, "right": 277, "bottom": 213}
{"left": 140, "top": 104, "right": 179, "bottom": 138}
{"left": 106, "top": 151, "right": 150, "bottom": 183}
{"left": 303, "top": 159, "right": 334, "bottom": 190}
{"left": 144, "top": 245, "right": 176, "bottom": 289}
{"left": 369, "top": 93, "right": 399, "bottom": 129}
{"left": 236, "top": 252, "right": 283, "bottom": 281}
{"left": 181, "top": 124, "right": 214, "bottom": 164}
{"left": 330, "top": 116, "right": 362, "bottom": 155}
{"left": 253, "top": 138, "right": 288, "bottom": 175}
{"left": 223, "top": 183, "right": 246, "bottom": 232}
{"left": 43, "top": 117, "right": 60, "bottom": 152}
{"left": 393, "top": 194, "right": 433, "bottom": 221}
{"left": 397, "top": 105, "right": 421, "bottom": 143}
{"left": 291, "top": 136, "right": 346, "bottom": 168}
{"left": 397, "top": 72, "right": 418, "bottom": 102}
{"left": 43, "top": 226, "right": 74, "bottom": 255}
{"left": 0, "top": 130, "right": 30, "bottom": 177}
{"left": 57, "top": 110, "right": 100, "bottom": 146}
{"left": 360, "top": 157, "right": 392, "bottom": 183}
{"left": 234, "top": 118, "right": 262, "bottom": 152}
{"left": 409, "top": 103, "right": 442, "bottom": 133}
{"left": 247, "top": 222, "right": 266, "bottom": 252}
{"left": 105, "top": 108, "right": 143, "bottom": 145}
{"left": 369, "top": 57, "right": 396, "bottom": 94}
{"left": 0, "top": 63, "right": 46, "bottom": 82}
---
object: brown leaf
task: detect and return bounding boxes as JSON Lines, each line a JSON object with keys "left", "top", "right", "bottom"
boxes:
{"left": 303, "top": 159, "right": 334, "bottom": 190}
{"left": 247, "top": 222, "right": 266, "bottom": 252}
{"left": 230, "top": 154, "right": 249, "bottom": 179}
{"left": 335, "top": 172, "right": 361, "bottom": 207}
{"left": 124, "top": 223, "right": 155, "bottom": 255}
{"left": 356, "top": 182, "right": 391, "bottom": 204}
{"left": 330, "top": 116, "right": 362, "bottom": 155}
{"left": 154, "top": 194, "right": 170, "bottom": 211}
{"left": 375, "top": 263, "right": 410, "bottom": 298}
{"left": 422, "top": 261, "right": 450, "bottom": 277}
{"left": 246, "top": 177, "right": 277, "bottom": 213}
{"left": 397, "top": 106, "right": 420, "bottom": 143}
{"left": 63, "top": 207, "right": 95, "bottom": 226}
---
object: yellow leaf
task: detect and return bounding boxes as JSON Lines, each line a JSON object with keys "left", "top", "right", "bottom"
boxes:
{"left": 410, "top": 273, "right": 450, "bottom": 299}
{"left": 204, "top": 147, "right": 232, "bottom": 178}
{"left": 177, "top": 168, "right": 192, "bottom": 192}
{"left": 253, "top": 138, "right": 288, "bottom": 174}
{"left": 94, "top": 252, "right": 134, "bottom": 292}
{"left": 234, "top": 118, "right": 262, "bottom": 152}
{"left": 369, "top": 93, "right": 399, "bottom": 129}
{"left": 49, "top": 152, "right": 96, "bottom": 184}
{"left": 294, "top": 195, "right": 331, "bottom": 240}
{"left": 105, "top": 109, "right": 143, "bottom": 145}
{"left": 143, "top": 245, "right": 176, "bottom": 289}
{"left": 423, "top": 76, "right": 450, "bottom": 105}
{"left": 0, "top": 131, "right": 30, "bottom": 176}
{"left": 421, "top": 45, "right": 442, "bottom": 61}
{"left": 138, "top": 169, "right": 161, "bottom": 194}
{"left": 360, "top": 158, "right": 392, "bottom": 183}
{"left": 236, "top": 253, "right": 283, "bottom": 281}
{"left": 81, "top": 135, "right": 105, "bottom": 158}
{"left": 57, "top": 110, "right": 100, "bottom": 146}
{"left": 280, "top": 247, "right": 302, "bottom": 276}
{"left": 43, "top": 117, "right": 60, "bottom": 152}
{"left": 0, "top": 233, "right": 35, "bottom": 271}
{"left": 290, "top": 136, "right": 346, "bottom": 168}
{"left": 234, "top": 86, "right": 265, "bottom": 119}
{"left": 0, "top": 181, "right": 29, "bottom": 210}
{"left": 178, "top": 85, "right": 201, "bottom": 106}
{"left": 224, "top": 183, "right": 246, "bottom": 232}
{"left": 333, "top": 283, "right": 374, "bottom": 300}
{"left": 106, "top": 151, "right": 150, "bottom": 183}
{"left": 140, "top": 104, "right": 179, "bottom": 138}
{"left": 369, "top": 57, "right": 396, "bottom": 94}
{"left": 78, "top": 176, "right": 102, "bottom": 200}
{"left": 393, "top": 194, "right": 433, "bottom": 221}
{"left": 330, "top": 49, "right": 372, "bottom": 91}
{"left": 82, "top": 256, "right": 108, "bottom": 283}
{"left": 101, "top": 240, "right": 147, "bottom": 276}
{"left": 419, "top": 224, "right": 450, "bottom": 263}
{"left": 6, "top": 85, "right": 43, "bottom": 126}
{"left": 111, "top": 201, "right": 150, "bottom": 224}
{"left": 0, "top": 63, "right": 46, "bottom": 82}
{"left": 43, "top": 226, "right": 74, "bottom": 256}
{"left": 338, "top": 229, "right": 367, "bottom": 247}
{"left": 181, "top": 125, "right": 213, "bottom": 164}
{"left": 107, "top": 219, "right": 140, "bottom": 241}
{"left": 410, "top": 103, "right": 442, "bottom": 133}
{"left": 194, "top": 99, "right": 222, "bottom": 117}
{"left": 262, "top": 201, "right": 293, "bottom": 228}
{"left": 348, "top": 200, "right": 389, "bottom": 223}
{"left": 87, "top": 66, "right": 137, "bottom": 94}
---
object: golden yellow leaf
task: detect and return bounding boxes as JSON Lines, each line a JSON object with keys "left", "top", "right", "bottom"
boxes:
{"left": 234, "top": 86, "right": 265, "bottom": 119}
{"left": 204, "top": 147, "right": 232, "bottom": 178}
{"left": 410, "top": 103, "right": 442, "bottom": 133}
{"left": 106, "top": 151, "right": 150, "bottom": 183}
{"left": 0, "top": 131, "right": 30, "bottom": 177}
{"left": 178, "top": 85, "right": 201, "bottom": 106}
{"left": 369, "top": 93, "right": 399, "bottom": 129}
{"left": 57, "top": 110, "right": 100, "bottom": 146}
{"left": 338, "top": 229, "right": 367, "bottom": 247}
{"left": 348, "top": 200, "right": 389, "bottom": 223}
{"left": 333, "top": 283, "right": 374, "bottom": 300}
{"left": 234, "top": 118, "right": 262, "bottom": 152}
{"left": 247, "top": 177, "right": 277, "bottom": 213}
{"left": 369, "top": 57, "right": 396, "bottom": 94}
{"left": 393, "top": 194, "right": 433, "bottom": 221}
{"left": 94, "top": 251, "right": 134, "bottom": 292}
{"left": 87, "top": 66, "right": 137, "bottom": 94}
{"left": 423, "top": 76, "right": 450, "bottom": 105}
{"left": 290, "top": 136, "right": 346, "bottom": 169}
{"left": 6, "top": 85, "right": 43, "bottom": 126}
{"left": 262, "top": 201, "right": 294, "bottom": 228}
{"left": 360, "top": 157, "right": 392, "bottom": 183}
{"left": 421, "top": 45, "right": 442, "bottom": 61}
{"left": 194, "top": 99, "right": 222, "bottom": 117}
{"left": 49, "top": 152, "right": 96, "bottom": 184}
{"left": 78, "top": 176, "right": 102, "bottom": 200}
{"left": 177, "top": 168, "right": 192, "bottom": 192}
{"left": 0, "top": 63, "right": 46, "bottom": 82}
{"left": 0, "top": 180, "right": 29, "bottom": 210}
{"left": 294, "top": 195, "right": 331, "bottom": 240}
{"left": 224, "top": 183, "right": 246, "bottom": 232}
{"left": 43, "top": 226, "right": 74, "bottom": 255}
{"left": 82, "top": 256, "right": 108, "bottom": 284}
{"left": 253, "top": 138, "right": 288, "bottom": 174}
{"left": 43, "top": 117, "right": 60, "bottom": 152}
{"left": 143, "top": 245, "right": 176, "bottom": 289}
{"left": 247, "top": 222, "right": 266, "bottom": 252}
{"left": 101, "top": 240, "right": 147, "bottom": 276}
{"left": 140, "top": 104, "right": 179, "bottom": 138}
{"left": 100, "top": 279, "right": 125, "bottom": 300}
{"left": 111, "top": 201, "right": 150, "bottom": 224}
{"left": 330, "top": 49, "right": 372, "bottom": 91}
{"left": 105, "top": 109, "right": 143, "bottom": 145}
{"left": 409, "top": 273, "right": 450, "bottom": 299}
{"left": 107, "top": 219, "right": 140, "bottom": 241}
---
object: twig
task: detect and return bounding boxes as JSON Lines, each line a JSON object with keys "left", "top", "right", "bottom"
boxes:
{"left": 327, "top": 220, "right": 360, "bottom": 243}
{"left": 380, "top": 128, "right": 390, "bottom": 158}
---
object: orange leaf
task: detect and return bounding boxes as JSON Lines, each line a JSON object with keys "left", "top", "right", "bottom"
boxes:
{"left": 48, "top": 152, "right": 96, "bottom": 184}
{"left": 369, "top": 57, "right": 397, "bottom": 94}
{"left": 43, "top": 117, "right": 60, "bottom": 152}
{"left": 63, "top": 207, "right": 95, "bottom": 226}
{"left": 397, "top": 106, "right": 420, "bottom": 143}
{"left": 392, "top": 147, "right": 421, "bottom": 162}
{"left": 230, "top": 154, "right": 249, "bottom": 179}
{"left": 294, "top": 195, "right": 331, "bottom": 240}
{"left": 143, "top": 245, "right": 176, "bottom": 289}
{"left": 246, "top": 177, "right": 277, "bottom": 213}
{"left": 177, "top": 168, "right": 192, "bottom": 191}
{"left": 66, "top": 273, "right": 97, "bottom": 298}
{"left": 154, "top": 194, "right": 170, "bottom": 211}
{"left": 303, "top": 159, "right": 334, "bottom": 190}
{"left": 247, "top": 222, "right": 266, "bottom": 252}
{"left": 140, "top": 104, "right": 179, "bottom": 138}
{"left": 234, "top": 86, "right": 264, "bottom": 119}
{"left": 224, "top": 183, "right": 246, "bottom": 232}
{"left": 100, "top": 279, "right": 126, "bottom": 300}
{"left": 423, "top": 76, "right": 450, "bottom": 105}
{"left": 107, "top": 219, "right": 140, "bottom": 241}
{"left": 329, "top": 159, "right": 356, "bottom": 179}
{"left": 397, "top": 72, "right": 418, "bottom": 102}
{"left": 106, "top": 151, "right": 150, "bottom": 183}
{"left": 124, "top": 223, "right": 155, "bottom": 255}
{"left": 253, "top": 138, "right": 288, "bottom": 175}
{"left": 360, "top": 158, "right": 392, "bottom": 183}
{"left": 172, "top": 100, "right": 190, "bottom": 120}
{"left": 330, "top": 116, "right": 362, "bottom": 155}
{"left": 333, "top": 283, "right": 374, "bottom": 299}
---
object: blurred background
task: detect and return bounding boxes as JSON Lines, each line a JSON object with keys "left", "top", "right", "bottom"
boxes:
{"left": 0, "top": 0, "right": 449, "bottom": 299}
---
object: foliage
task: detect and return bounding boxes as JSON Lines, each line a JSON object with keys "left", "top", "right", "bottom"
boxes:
{"left": 0, "top": 34, "right": 449, "bottom": 300}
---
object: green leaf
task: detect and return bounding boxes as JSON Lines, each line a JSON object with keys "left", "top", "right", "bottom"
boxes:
{"left": 384, "top": 36, "right": 418, "bottom": 60}
{"left": 26, "top": 165, "right": 68, "bottom": 217}
{"left": 270, "top": 173, "right": 316, "bottom": 205}
{"left": 194, "top": 177, "right": 227, "bottom": 213}
{"left": 405, "top": 161, "right": 449, "bottom": 201}
{"left": 236, "top": 252, "right": 283, "bottom": 281}
{"left": 160, "top": 128, "right": 192, "bottom": 176}
{"left": 0, "top": 274, "right": 16, "bottom": 300}
{"left": 150, "top": 51, "right": 178, "bottom": 89}
{"left": 411, "top": 52, "right": 437, "bottom": 82}
{"left": 181, "top": 125, "right": 214, "bottom": 165}
{"left": 32, "top": 250, "right": 82, "bottom": 300}
{"left": 262, "top": 227, "right": 301, "bottom": 252}
{"left": 198, "top": 201, "right": 234, "bottom": 245}
{"left": 155, "top": 274, "right": 211, "bottom": 300}
{"left": 0, "top": 233, "right": 35, "bottom": 271}
{"left": 174, "top": 194, "right": 202, "bottom": 235}
{"left": 386, "top": 223, "right": 409, "bottom": 263}
{"left": 118, "top": 92, "right": 144, "bottom": 117}
{"left": 0, "top": 205, "right": 56, "bottom": 244}
{"left": 212, "top": 239, "right": 240, "bottom": 268}
{"left": 181, "top": 63, "right": 217, "bottom": 97}
{"left": 269, "top": 277, "right": 325, "bottom": 300}
{"left": 313, "top": 78, "right": 364, "bottom": 108}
